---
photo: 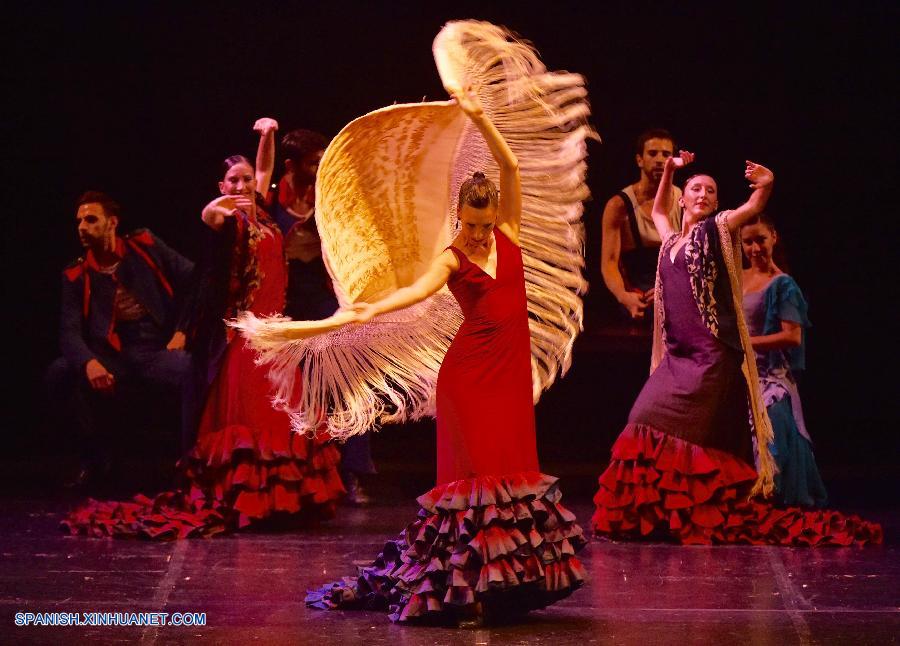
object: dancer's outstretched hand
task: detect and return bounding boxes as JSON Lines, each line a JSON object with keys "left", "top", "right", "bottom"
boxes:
{"left": 666, "top": 150, "right": 695, "bottom": 171}
{"left": 231, "top": 193, "right": 256, "bottom": 217}
{"left": 349, "top": 302, "right": 378, "bottom": 324}
{"left": 451, "top": 86, "right": 484, "bottom": 117}
{"left": 745, "top": 161, "right": 774, "bottom": 189}
{"left": 205, "top": 195, "right": 238, "bottom": 217}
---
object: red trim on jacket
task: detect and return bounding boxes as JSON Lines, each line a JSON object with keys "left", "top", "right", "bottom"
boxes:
{"left": 125, "top": 237, "right": 174, "bottom": 297}
{"left": 68, "top": 234, "right": 173, "bottom": 352}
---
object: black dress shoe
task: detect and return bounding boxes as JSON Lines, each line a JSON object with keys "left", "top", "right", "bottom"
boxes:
{"left": 63, "top": 467, "right": 91, "bottom": 489}
{"left": 343, "top": 473, "right": 373, "bottom": 506}
{"left": 63, "top": 458, "right": 111, "bottom": 489}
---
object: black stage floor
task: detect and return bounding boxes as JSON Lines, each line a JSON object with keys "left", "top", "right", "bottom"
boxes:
{"left": 2, "top": 486, "right": 897, "bottom": 645}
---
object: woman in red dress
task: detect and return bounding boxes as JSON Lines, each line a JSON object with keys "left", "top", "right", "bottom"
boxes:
{"left": 64, "top": 119, "right": 344, "bottom": 538}
{"left": 306, "top": 90, "right": 585, "bottom": 624}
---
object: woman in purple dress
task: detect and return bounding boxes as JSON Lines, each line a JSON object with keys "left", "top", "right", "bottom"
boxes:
{"left": 591, "top": 152, "right": 881, "bottom": 546}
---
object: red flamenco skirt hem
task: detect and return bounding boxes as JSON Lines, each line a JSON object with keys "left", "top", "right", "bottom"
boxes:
{"left": 306, "top": 471, "right": 586, "bottom": 624}
{"left": 591, "top": 424, "right": 882, "bottom": 546}
{"left": 61, "top": 426, "right": 344, "bottom": 540}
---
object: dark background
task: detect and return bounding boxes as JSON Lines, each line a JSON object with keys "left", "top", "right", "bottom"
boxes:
{"left": 4, "top": 1, "right": 897, "bottom": 497}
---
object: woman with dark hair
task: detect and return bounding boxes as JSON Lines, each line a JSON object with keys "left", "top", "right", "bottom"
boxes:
{"left": 302, "top": 89, "right": 585, "bottom": 624}
{"left": 266, "top": 127, "right": 378, "bottom": 505}
{"left": 740, "top": 214, "right": 827, "bottom": 507}
{"left": 181, "top": 124, "right": 344, "bottom": 531}
{"left": 63, "top": 119, "right": 344, "bottom": 538}
{"left": 266, "top": 128, "right": 332, "bottom": 321}
{"left": 591, "top": 152, "right": 881, "bottom": 546}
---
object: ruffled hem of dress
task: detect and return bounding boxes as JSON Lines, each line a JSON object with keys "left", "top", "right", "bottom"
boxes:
{"left": 591, "top": 424, "right": 882, "bottom": 546}
{"left": 306, "top": 471, "right": 586, "bottom": 624}
{"left": 60, "top": 426, "right": 344, "bottom": 540}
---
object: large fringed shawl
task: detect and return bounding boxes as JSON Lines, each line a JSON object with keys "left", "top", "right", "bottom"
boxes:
{"left": 652, "top": 212, "right": 776, "bottom": 497}
{"left": 234, "top": 21, "right": 594, "bottom": 440}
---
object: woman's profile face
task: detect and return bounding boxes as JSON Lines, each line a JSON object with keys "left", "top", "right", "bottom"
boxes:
{"left": 457, "top": 203, "right": 497, "bottom": 249}
{"left": 681, "top": 175, "right": 718, "bottom": 219}
{"left": 741, "top": 222, "right": 777, "bottom": 264}
{"left": 219, "top": 161, "right": 256, "bottom": 196}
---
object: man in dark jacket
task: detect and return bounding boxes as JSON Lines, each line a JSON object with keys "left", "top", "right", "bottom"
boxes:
{"left": 46, "top": 191, "right": 195, "bottom": 485}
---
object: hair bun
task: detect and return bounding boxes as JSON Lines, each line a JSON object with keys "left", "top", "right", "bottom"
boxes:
{"left": 457, "top": 171, "right": 499, "bottom": 210}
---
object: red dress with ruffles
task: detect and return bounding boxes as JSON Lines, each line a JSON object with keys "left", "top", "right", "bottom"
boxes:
{"left": 592, "top": 242, "right": 881, "bottom": 546}
{"left": 63, "top": 216, "right": 344, "bottom": 539}
{"left": 307, "top": 229, "right": 586, "bottom": 623}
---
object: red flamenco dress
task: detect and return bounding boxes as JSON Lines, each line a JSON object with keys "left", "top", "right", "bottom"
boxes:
{"left": 63, "top": 212, "right": 344, "bottom": 539}
{"left": 307, "top": 229, "right": 586, "bottom": 623}
{"left": 592, "top": 227, "right": 882, "bottom": 547}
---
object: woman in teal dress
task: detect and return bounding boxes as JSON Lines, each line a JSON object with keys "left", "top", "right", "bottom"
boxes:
{"left": 741, "top": 214, "right": 827, "bottom": 507}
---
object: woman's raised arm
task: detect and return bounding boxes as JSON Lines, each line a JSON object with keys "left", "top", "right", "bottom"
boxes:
{"left": 727, "top": 162, "right": 774, "bottom": 232}
{"left": 652, "top": 150, "right": 694, "bottom": 239}
{"left": 253, "top": 117, "right": 279, "bottom": 200}
{"left": 451, "top": 88, "right": 522, "bottom": 244}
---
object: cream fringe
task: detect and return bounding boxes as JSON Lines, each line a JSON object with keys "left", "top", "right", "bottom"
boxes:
{"left": 435, "top": 20, "right": 594, "bottom": 399}
{"left": 234, "top": 21, "right": 593, "bottom": 439}
{"left": 715, "top": 214, "right": 776, "bottom": 497}
{"left": 236, "top": 294, "right": 463, "bottom": 438}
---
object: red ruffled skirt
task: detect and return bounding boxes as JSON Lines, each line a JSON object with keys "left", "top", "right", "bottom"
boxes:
{"left": 592, "top": 424, "right": 882, "bottom": 546}
{"left": 61, "top": 433, "right": 344, "bottom": 540}
{"left": 307, "top": 472, "right": 586, "bottom": 623}
{"left": 62, "top": 337, "right": 345, "bottom": 540}
{"left": 182, "top": 421, "right": 344, "bottom": 530}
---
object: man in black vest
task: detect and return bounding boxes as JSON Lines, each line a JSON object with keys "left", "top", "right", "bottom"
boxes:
{"left": 600, "top": 129, "right": 683, "bottom": 322}
{"left": 47, "top": 191, "right": 195, "bottom": 485}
